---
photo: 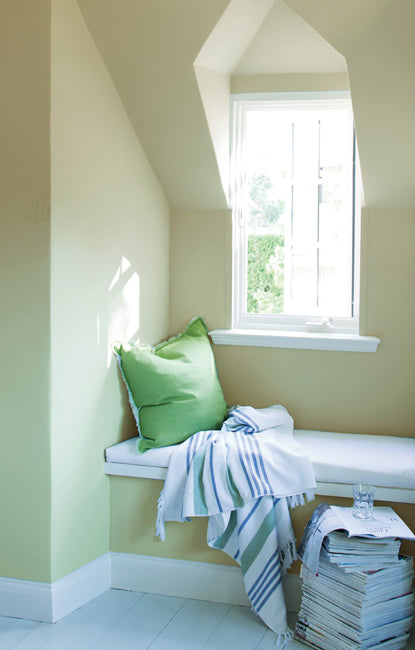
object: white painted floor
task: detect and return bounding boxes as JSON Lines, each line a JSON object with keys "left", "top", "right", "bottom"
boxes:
{"left": 0, "top": 589, "right": 413, "bottom": 649}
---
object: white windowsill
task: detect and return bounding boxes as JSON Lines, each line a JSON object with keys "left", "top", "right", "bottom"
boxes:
{"left": 209, "top": 329, "right": 381, "bottom": 352}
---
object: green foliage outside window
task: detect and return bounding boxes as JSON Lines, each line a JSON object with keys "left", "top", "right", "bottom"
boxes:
{"left": 247, "top": 234, "right": 285, "bottom": 314}
{"left": 246, "top": 172, "right": 285, "bottom": 314}
{"left": 248, "top": 173, "right": 285, "bottom": 228}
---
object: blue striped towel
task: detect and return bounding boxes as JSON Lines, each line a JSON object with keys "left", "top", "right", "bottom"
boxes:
{"left": 156, "top": 405, "right": 316, "bottom": 645}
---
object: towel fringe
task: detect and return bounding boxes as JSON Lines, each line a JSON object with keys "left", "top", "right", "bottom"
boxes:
{"left": 273, "top": 628, "right": 294, "bottom": 648}
{"left": 287, "top": 489, "right": 315, "bottom": 509}
{"left": 279, "top": 539, "right": 297, "bottom": 574}
{"left": 156, "top": 489, "right": 166, "bottom": 541}
{"left": 249, "top": 607, "right": 293, "bottom": 648}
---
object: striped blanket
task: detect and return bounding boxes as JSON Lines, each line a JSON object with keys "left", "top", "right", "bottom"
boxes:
{"left": 156, "top": 405, "right": 316, "bottom": 646}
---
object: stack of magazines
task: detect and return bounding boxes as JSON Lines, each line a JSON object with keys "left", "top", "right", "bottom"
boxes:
{"left": 296, "top": 505, "right": 415, "bottom": 649}
{"left": 322, "top": 531, "right": 402, "bottom": 573}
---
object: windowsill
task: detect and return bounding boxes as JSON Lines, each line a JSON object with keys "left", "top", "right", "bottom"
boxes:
{"left": 209, "top": 328, "right": 381, "bottom": 352}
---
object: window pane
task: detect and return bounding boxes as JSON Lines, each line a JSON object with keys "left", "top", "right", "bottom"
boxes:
{"left": 290, "top": 252, "right": 317, "bottom": 314}
{"left": 244, "top": 110, "right": 291, "bottom": 315}
{"left": 233, "top": 95, "right": 356, "bottom": 327}
{"left": 318, "top": 246, "right": 349, "bottom": 315}
{"left": 246, "top": 234, "right": 284, "bottom": 314}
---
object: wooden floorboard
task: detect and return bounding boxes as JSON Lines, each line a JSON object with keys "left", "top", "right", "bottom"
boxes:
{"left": 202, "top": 604, "right": 268, "bottom": 649}
{"left": 1, "top": 589, "right": 413, "bottom": 649}
{"left": 148, "top": 600, "right": 231, "bottom": 650}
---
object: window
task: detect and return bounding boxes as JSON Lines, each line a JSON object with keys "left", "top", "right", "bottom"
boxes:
{"left": 231, "top": 92, "right": 361, "bottom": 334}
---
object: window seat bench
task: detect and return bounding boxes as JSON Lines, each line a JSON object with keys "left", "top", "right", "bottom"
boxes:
{"left": 105, "top": 431, "right": 415, "bottom": 504}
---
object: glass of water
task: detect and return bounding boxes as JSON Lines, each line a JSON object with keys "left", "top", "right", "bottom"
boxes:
{"left": 352, "top": 484, "right": 375, "bottom": 519}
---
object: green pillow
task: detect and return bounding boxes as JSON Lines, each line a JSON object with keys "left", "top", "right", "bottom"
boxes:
{"left": 115, "top": 317, "right": 227, "bottom": 452}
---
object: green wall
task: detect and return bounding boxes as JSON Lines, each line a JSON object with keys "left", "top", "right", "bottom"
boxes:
{"left": 0, "top": 0, "right": 52, "bottom": 582}
{"left": 1, "top": 0, "right": 414, "bottom": 586}
{"left": 113, "top": 4, "right": 415, "bottom": 564}
{"left": 50, "top": 0, "right": 170, "bottom": 582}
{"left": 0, "top": 0, "right": 170, "bottom": 584}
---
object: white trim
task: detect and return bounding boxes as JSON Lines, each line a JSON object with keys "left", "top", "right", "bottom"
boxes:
{"left": 104, "top": 462, "right": 167, "bottom": 480}
{"left": 0, "top": 553, "right": 111, "bottom": 623}
{"left": 0, "top": 553, "right": 301, "bottom": 623}
{"left": 231, "top": 91, "right": 361, "bottom": 337}
{"left": 51, "top": 553, "right": 111, "bottom": 622}
{"left": 0, "top": 577, "right": 53, "bottom": 622}
{"left": 104, "top": 464, "right": 414, "bottom": 504}
{"left": 232, "top": 91, "right": 352, "bottom": 104}
{"left": 209, "top": 328, "right": 381, "bottom": 352}
{"left": 111, "top": 552, "right": 301, "bottom": 612}
{"left": 315, "top": 482, "right": 415, "bottom": 505}
{"left": 111, "top": 552, "right": 249, "bottom": 606}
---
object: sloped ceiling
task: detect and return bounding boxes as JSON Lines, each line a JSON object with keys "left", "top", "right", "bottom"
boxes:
{"left": 77, "top": 0, "right": 232, "bottom": 210}
{"left": 282, "top": 0, "right": 393, "bottom": 53}
{"left": 284, "top": 0, "right": 415, "bottom": 208}
{"left": 77, "top": 0, "right": 415, "bottom": 210}
{"left": 235, "top": 0, "right": 346, "bottom": 75}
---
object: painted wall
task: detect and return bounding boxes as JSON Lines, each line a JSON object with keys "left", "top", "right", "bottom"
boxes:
{"left": 50, "top": 0, "right": 170, "bottom": 581}
{"left": 169, "top": 63, "right": 415, "bottom": 438}
{"left": 172, "top": 207, "right": 415, "bottom": 437}
{"left": 110, "top": 478, "right": 415, "bottom": 572}
{"left": 111, "top": 7, "right": 415, "bottom": 565}
{"left": 0, "top": 0, "right": 52, "bottom": 582}
{"left": 113, "top": 204, "right": 415, "bottom": 566}
{"left": 111, "top": 477, "right": 235, "bottom": 567}
{"left": 170, "top": 210, "right": 232, "bottom": 332}
{"left": 1, "top": 0, "right": 412, "bottom": 590}
{"left": 231, "top": 72, "right": 349, "bottom": 94}
{"left": 284, "top": 0, "right": 415, "bottom": 209}
{"left": 194, "top": 67, "right": 231, "bottom": 204}
{"left": 77, "top": 0, "right": 233, "bottom": 211}
{"left": 125, "top": 203, "right": 414, "bottom": 567}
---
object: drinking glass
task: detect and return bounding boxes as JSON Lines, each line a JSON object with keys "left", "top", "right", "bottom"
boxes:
{"left": 352, "top": 484, "right": 375, "bottom": 519}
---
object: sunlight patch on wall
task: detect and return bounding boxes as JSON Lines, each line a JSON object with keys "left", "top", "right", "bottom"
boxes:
{"left": 108, "top": 255, "right": 132, "bottom": 292}
{"left": 104, "top": 257, "right": 140, "bottom": 366}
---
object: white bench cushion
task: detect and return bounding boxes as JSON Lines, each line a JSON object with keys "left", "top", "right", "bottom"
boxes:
{"left": 106, "top": 430, "right": 415, "bottom": 488}
{"left": 106, "top": 436, "right": 174, "bottom": 468}
{"left": 294, "top": 431, "right": 415, "bottom": 490}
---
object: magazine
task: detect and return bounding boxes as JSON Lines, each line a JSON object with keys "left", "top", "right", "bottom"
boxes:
{"left": 330, "top": 506, "right": 415, "bottom": 540}
{"left": 297, "top": 503, "right": 415, "bottom": 575}
{"left": 296, "top": 503, "right": 414, "bottom": 649}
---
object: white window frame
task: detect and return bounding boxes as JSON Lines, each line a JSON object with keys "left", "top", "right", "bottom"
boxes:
{"left": 230, "top": 91, "right": 362, "bottom": 336}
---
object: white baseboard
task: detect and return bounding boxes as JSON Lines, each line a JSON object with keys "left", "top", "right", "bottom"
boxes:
{"left": 0, "top": 553, "right": 111, "bottom": 623}
{"left": 0, "top": 576, "right": 53, "bottom": 623}
{"left": 51, "top": 553, "right": 111, "bottom": 622}
{"left": 0, "top": 552, "right": 301, "bottom": 623}
{"left": 110, "top": 552, "right": 302, "bottom": 613}
{"left": 111, "top": 552, "right": 250, "bottom": 606}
